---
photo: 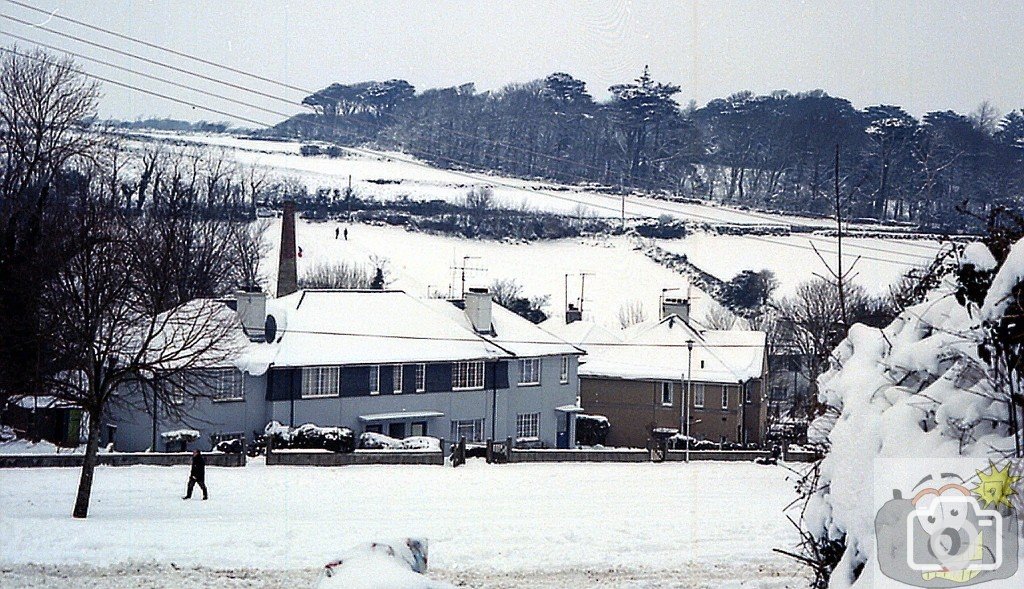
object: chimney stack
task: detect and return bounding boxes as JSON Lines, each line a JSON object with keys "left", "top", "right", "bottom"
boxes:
{"left": 464, "top": 287, "right": 493, "bottom": 333}
{"left": 565, "top": 303, "right": 583, "bottom": 324}
{"left": 236, "top": 291, "right": 267, "bottom": 342}
{"left": 277, "top": 200, "right": 298, "bottom": 297}
{"left": 661, "top": 297, "right": 690, "bottom": 323}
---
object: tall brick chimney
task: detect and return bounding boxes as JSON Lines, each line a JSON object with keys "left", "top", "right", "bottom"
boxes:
{"left": 276, "top": 200, "right": 298, "bottom": 297}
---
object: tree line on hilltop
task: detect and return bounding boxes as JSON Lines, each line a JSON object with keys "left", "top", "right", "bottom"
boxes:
{"left": 274, "top": 69, "right": 1024, "bottom": 233}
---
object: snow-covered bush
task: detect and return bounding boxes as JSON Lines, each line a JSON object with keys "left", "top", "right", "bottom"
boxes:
{"left": 262, "top": 421, "right": 356, "bottom": 453}
{"left": 0, "top": 424, "right": 16, "bottom": 442}
{"left": 358, "top": 432, "right": 440, "bottom": 451}
{"left": 797, "top": 241, "right": 1024, "bottom": 588}
{"left": 160, "top": 429, "right": 199, "bottom": 451}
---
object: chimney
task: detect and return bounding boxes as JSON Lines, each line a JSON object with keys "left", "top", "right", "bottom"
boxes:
{"left": 276, "top": 200, "right": 298, "bottom": 297}
{"left": 565, "top": 303, "right": 583, "bottom": 325}
{"left": 464, "top": 287, "right": 493, "bottom": 333}
{"left": 236, "top": 291, "right": 267, "bottom": 342}
{"left": 661, "top": 297, "right": 690, "bottom": 323}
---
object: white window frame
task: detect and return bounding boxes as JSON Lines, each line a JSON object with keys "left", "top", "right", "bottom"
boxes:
{"left": 302, "top": 366, "right": 341, "bottom": 398}
{"left": 450, "top": 418, "right": 485, "bottom": 443}
{"left": 518, "top": 358, "right": 542, "bottom": 386}
{"left": 693, "top": 383, "right": 705, "bottom": 408}
{"left": 722, "top": 385, "right": 729, "bottom": 410}
{"left": 453, "top": 360, "right": 485, "bottom": 390}
{"left": 516, "top": 412, "right": 540, "bottom": 439}
{"left": 415, "top": 363, "right": 426, "bottom": 392}
{"left": 392, "top": 365, "right": 403, "bottom": 393}
{"left": 660, "top": 382, "right": 674, "bottom": 406}
{"left": 559, "top": 355, "right": 570, "bottom": 384}
{"left": 212, "top": 368, "right": 244, "bottom": 402}
{"left": 369, "top": 365, "right": 380, "bottom": 395}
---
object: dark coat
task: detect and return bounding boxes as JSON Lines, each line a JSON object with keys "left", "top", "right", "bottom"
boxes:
{"left": 190, "top": 453, "right": 206, "bottom": 481}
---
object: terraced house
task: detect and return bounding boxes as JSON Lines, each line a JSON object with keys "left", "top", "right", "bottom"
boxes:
{"left": 104, "top": 288, "right": 584, "bottom": 451}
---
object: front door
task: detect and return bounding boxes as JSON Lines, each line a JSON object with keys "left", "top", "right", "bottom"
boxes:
{"left": 388, "top": 422, "right": 406, "bottom": 439}
{"left": 410, "top": 421, "right": 427, "bottom": 437}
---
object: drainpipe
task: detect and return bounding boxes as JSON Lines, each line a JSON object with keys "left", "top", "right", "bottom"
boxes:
{"left": 490, "top": 360, "right": 498, "bottom": 442}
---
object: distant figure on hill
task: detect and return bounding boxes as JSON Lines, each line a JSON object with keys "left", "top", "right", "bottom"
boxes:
{"left": 335, "top": 227, "right": 340, "bottom": 239}
{"left": 182, "top": 450, "right": 208, "bottom": 500}
{"left": 344, "top": 227, "right": 349, "bottom": 241}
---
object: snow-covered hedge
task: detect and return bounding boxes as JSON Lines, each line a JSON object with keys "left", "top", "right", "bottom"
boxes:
{"left": 264, "top": 421, "right": 356, "bottom": 453}
{"left": 159, "top": 429, "right": 200, "bottom": 443}
{"left": 358, "top": 432, "right": 440, "bottom": 451}
{"left": 803, "top": 241, "right": 1023, "bottom": 588}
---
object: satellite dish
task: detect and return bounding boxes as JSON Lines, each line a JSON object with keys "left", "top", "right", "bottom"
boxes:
{"left": 264, "top": 315, "right": 278, "bottom": 343}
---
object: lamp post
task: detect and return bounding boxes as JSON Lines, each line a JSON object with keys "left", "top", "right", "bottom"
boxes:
{"left": 685, "top": 339, "right": 694, "bottom": 463}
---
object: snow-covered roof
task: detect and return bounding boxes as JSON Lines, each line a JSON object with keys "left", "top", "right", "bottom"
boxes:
{"left": 538, "top": 319, "right": 623, "bottom": 346}
{"left": 239, "top": 289, "right": 580, "bottom": 372}
{"left": 577, "top": 314, "right": 767, "bottom": 383}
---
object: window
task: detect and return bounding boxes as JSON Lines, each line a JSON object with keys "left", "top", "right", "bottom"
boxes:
{"left": 453, "top": 361, "right": 485, "bottom": 390}
{"left": 450, "top": 418, "right": 485, "bottom": 442}
{"left": 518, "top": 358, "right": 541, "bottom": 385}
{"left": 365, "top": 424, "right": 383, "bottom": 434}
{"left": 212, "top": 369, "right": 244, "bottom": 401}
{"left": 392, "top": 365, "right": 403, "bottom": 393}
{"left": 660, "top": 382, "right": 674, "bottom": 406}
{"left": 516, "top": 413, "right": 540, "bottom": 439}
{"left": 721, "top": 386, "right": 729, "bottom": 409}
{"left": 693, "top": 383, "right": 705, "bottom": 408}
{"left": 559, "top": 356, "right": 570, "bottom": 384}
{"left": 369, "top": 365, "right": 380, "bottom": 395}
{"left": 302, "top": 366, "right": 340, "bottom": 398}
{"left": 415, "top": 363, "right": 426, "bottom": 392}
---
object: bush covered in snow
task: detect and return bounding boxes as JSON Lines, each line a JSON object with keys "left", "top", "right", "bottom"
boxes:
{"left": 263, "top": 421, "right": 356, "bottom": 453}
{"left": 795, "top": 241, "right": 1024, "bottom": 588}
{"left": 316, "top": 538, "right": 454, "bottom": 589}
{"left": 358, "top": 432, "right": 441, "bottom": 451}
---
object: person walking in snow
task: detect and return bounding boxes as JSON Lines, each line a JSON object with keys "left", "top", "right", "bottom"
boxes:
{"left": 335, "top": 227, "right": 340, "bottom": 239}
{"left": 183, "top": 450, "right": 208, "bottom": 500}
{"left": 343, "top": 227, "right": 348, "bottom": 241}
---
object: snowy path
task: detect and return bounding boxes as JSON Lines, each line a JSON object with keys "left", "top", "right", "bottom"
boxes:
{"left": 0, "top": 461, "right": 804, "bottom": 586}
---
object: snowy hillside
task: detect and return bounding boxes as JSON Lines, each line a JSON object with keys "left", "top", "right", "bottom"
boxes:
{"left": 126, "top": 131, "right": 884, "bottom": 230}
{"left": 262, "top": 219, "right": 727, "bottom": 328}
{"left": 656, "top": 233, "right": 945, "bottom": 297}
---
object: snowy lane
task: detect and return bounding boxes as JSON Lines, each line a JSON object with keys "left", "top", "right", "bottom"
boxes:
{"left": 0, "top": 461, "right": 799, "bottom": 578}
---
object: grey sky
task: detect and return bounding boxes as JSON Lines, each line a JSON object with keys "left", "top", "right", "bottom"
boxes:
{"left": 3, "top": 0, "right": 1022, "bottom": 125}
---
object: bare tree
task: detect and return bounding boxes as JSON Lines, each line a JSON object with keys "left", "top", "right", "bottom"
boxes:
{"left": 0, "top": 47, "right": 99, "bottom": 413}
{"left": 617, "top": 299, "right": 648, "bottom": 328}
{"left": 703, "top": 306, "right": 738, "bottom": 330}
{"left": 299, "top": 260, "right": 375, "bottom": 289}
{"left": 230, "top": 219, "right": 271, "bottom": 291}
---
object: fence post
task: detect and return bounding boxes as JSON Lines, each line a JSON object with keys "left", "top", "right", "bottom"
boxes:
{"left": 452, "top": 436, "right": 467, "bottom": 467}
{"left": 439, "top": 438, "right": 446, "bottom": 465}
{"left": 485, "top": 438, "right": 494, "bottom": 464}
{"left": 505, "top": 436, "right": 513, "bottom": 463}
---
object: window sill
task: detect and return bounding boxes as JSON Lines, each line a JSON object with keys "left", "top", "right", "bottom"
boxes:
{"left": 302, "top": 394, "right": 340, "bottom": 399}
{"left": 453, "top": 386, "right": 485, "bottom": 392}
{"left": 517, "top": 382, "right": 541, "bottom": 387}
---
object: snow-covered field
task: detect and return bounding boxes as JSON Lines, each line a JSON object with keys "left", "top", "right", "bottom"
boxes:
{"left": 127, "top": 131, "right": 860, "bottom": 229}
{"left": 265, "top": 219, "right": 727, "bottom": 327}
{"left": 0, "top": 461, "right": 806, "bottom": 587}
{"left": 657, "top": 233, "right": 946, "bottom": 297}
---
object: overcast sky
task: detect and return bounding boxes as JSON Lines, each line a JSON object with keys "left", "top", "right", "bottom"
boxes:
{"left": 3, "top": 0, "right": 1022, "bottom": 126}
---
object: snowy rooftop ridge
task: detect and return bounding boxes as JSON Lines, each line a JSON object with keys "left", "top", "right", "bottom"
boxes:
{"left": 235, "top": 288, "right": 581, "bottom": 373}
{"left": 557, "top": 314, "right": 767, "bottom": 384}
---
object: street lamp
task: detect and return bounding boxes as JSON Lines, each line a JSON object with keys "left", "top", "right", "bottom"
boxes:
{"left": 684, "top": 338, "right": 694, "bottom": 463}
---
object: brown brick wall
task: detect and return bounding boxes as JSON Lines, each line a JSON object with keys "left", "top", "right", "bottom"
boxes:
{"left": 580, "top": 376, "right": 767, "bottom": 448}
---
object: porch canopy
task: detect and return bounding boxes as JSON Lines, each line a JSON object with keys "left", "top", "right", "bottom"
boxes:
{"left": 358, "top": 410, "right": 445, "bottom": 423}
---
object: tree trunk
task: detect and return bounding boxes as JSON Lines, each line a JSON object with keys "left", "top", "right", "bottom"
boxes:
{"left": 72, "top": 408, "right": 102, "bottom": 518}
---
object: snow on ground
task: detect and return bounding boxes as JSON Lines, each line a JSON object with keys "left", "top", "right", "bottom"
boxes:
{"left": 265, "top": 219, "right": 726, "bottom": 328}
{"left": 657, "top": 232, "right": 946, "bottom": 297}
{"left": 0, "top": 461, "right": 804, "bottom": 587}
{"left": 128, "top": 131, "right": 852, "bottom": 229}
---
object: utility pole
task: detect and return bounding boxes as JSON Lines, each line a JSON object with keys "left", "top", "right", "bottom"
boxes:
{"left": 834, "top": 144, "right": 847, "bottom": 327}
{"left": 621, "top": 193, "right": 626, "bottom": 230}
{"left": 685, "top": 339, "right": 694, "bottom": 463}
